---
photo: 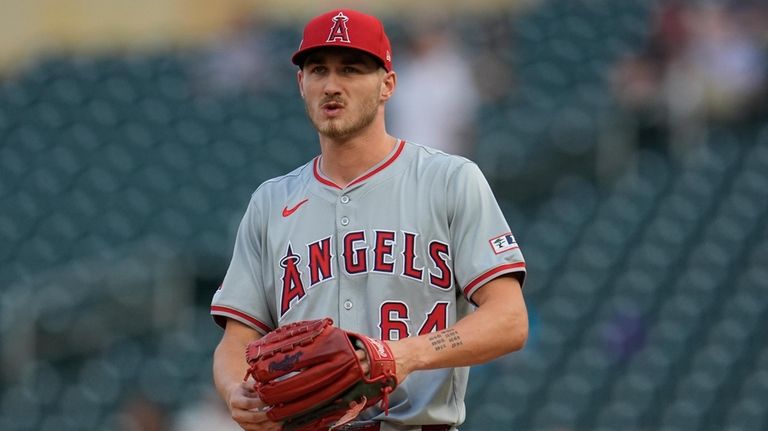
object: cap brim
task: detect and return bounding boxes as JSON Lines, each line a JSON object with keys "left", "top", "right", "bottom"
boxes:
{"left": 291, "top": 45, "right": 390, "bottom": 71}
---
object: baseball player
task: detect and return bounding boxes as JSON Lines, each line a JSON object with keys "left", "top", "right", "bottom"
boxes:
{"left": 211, "top": 9, "right": 528, "bottom": 431}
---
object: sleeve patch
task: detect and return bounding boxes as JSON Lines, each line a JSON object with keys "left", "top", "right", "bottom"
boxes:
{"left": 489, "top": 233, "right": 518, "bottom": 254}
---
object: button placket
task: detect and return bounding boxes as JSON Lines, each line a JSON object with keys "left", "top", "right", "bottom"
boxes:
{"left": 336, "top": 190, "right": 357, "bottom": 326}
{"left": 339, "top": 195, "right": 351, "bottom": 226}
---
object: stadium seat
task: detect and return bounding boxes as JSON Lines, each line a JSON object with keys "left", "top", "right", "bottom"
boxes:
{"left": 2, "top": 3, "right": 768, "bottom": 430}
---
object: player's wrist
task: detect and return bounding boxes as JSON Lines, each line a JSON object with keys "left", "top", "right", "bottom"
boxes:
{"left": 387, "top": 338, "right": 422, "bottom": 382}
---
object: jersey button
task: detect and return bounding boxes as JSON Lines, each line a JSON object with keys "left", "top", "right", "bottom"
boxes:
{"left": 340, "top": 195, "right": 350, "bottom": 204}
{"left": 343, "top": 300, "right": 353, "bottom": 310}
{"left": 340, "top": 216, "right": 350, "bottom": 226}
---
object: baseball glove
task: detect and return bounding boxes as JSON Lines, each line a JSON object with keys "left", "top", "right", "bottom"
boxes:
{"left": 244, "top": 318, "right": 398, "bottom": 431}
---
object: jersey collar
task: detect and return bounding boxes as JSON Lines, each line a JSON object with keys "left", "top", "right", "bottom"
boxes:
{"left": 312, "top": 139, "right": 405, "bottom": 190}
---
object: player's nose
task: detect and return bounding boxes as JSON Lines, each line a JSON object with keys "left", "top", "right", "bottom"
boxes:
{"left": 322, "top": 72, "right": 343, "bottom": 96}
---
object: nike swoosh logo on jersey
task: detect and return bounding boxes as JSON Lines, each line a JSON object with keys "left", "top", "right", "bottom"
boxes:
{"left": 282, "top": 198, "right": 309, "bottom": 217}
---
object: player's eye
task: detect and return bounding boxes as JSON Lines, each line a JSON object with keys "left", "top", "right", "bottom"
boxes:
{"left": 309, "top": 65, "right": 327, "bottom": 74}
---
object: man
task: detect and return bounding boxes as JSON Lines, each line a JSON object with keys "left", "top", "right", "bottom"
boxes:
{"left": 211, "top": 9, "right": 528, "bottom": 431}
{"left": 389, "top": 22, "right": 480, "bottom": 158}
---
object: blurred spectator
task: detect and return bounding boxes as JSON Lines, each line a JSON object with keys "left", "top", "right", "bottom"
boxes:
{"left": 610, "top": 52, "right": 669, "bottom": 155}
{"left": 609, "top": 1, "right": 768, "bottom": 160}
{"left": 172, "top": 389, "right": 241, "bottom": 431}
{"left": 648, "top": 0, "right": 689, "bottom": 64}
{"left": 389, "top": 19, "right": 480, "bottom": 158}
{"left": 116, "top": 393, "right": 169, "bottom": 431}
{"left": 607, "top": 0, "right": 685, "bottom": 161}
{"left": 193, "top": 12, "right": 274, "bottom": 96}
{"left": 665, "top": 2, "right": 766, "bottom": 125}
{"left": 470, "top": 14, "right": 518, "bottom": 105}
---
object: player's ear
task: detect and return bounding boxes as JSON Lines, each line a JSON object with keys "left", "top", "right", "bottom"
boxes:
{"left": 297, "top": 69, "right": 306, "bottom": 99}
{"left": 380, "top": 70, "right": 396, "bottom": 102}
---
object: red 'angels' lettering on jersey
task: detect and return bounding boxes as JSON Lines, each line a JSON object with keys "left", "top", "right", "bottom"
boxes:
{"left": 307, "top": 236, "right": 333, "bottom": 286}
{"left": 277, "top": 230, "right": 455, "bottom": 316}
{"left": 401, "top": 231, "right": 424, "bottom": 281}
{"left": 418, "top": 301, "right": 450, "bottom": 335}
{"left": 379, "top": 301, "right": 410, "bottom": 341}
{"left": 343, "top": 231, "right": 368, "bottom": 274}
{"left": 327, "top": 12, "right": 351, "bottom": 43}
{"left": 428, "top": 241, "right": 452, "bottom": 290}
{"left": 372, "top": 230, "right": 397, "bottom": 274}
{"left": 279, "top": 244, "right": 305, "bottom": 317}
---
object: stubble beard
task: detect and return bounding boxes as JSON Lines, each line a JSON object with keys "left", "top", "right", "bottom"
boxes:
{"left": 307, "top": 93, "right": 380, "bottom": 140}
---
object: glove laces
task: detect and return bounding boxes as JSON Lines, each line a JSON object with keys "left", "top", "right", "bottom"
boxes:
{"left": 381, "top": 385, "right": 393, "bottom": 415}
{"left": 243, "top": 362, "right": 257, "bottom": 382}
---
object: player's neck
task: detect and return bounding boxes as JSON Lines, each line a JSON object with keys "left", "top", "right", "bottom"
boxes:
{"left": 318, "top": 131, "right": 398, "bottom": 188}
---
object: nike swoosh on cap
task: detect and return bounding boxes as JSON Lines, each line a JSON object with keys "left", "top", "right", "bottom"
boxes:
{"left": 282, "top": 198, "right": 309, "bottom": 217}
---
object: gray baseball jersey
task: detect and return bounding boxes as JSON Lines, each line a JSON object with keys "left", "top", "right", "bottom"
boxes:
{"left": 211, "top": 140, "right": 525, "bottom": 430}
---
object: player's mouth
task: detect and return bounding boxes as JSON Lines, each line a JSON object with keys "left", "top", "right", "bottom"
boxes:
{"left": 321, "top": 101, "right": 345, "bottom": 117}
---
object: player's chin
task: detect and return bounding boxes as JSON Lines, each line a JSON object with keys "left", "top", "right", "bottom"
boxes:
{"left": 317, "top": 123, "right": 352, "bottom": 139}
{"left": 310, "top": 117, "right": 332, "bottom": 133}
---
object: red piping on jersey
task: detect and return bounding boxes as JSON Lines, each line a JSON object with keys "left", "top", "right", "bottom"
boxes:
{"left": 211, "top": 305, "right": 272, "bottom": 333}
{"left": 312, "top": 139, "right": 405, "bottom": 189}
{"left": 313, "top": 158, "right": 341, "bottom": 189}
{"left": 462, "top": 262, "right": 526, "bottom": 298}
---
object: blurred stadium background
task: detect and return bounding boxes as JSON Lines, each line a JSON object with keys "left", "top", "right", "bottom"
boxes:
{"left": 1, "top": 0, "right": 767, "bottom": 430}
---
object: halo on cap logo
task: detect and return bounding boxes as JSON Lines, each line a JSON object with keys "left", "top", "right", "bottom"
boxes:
{"left": 327, "top": 11, "right": 351, "bottom": 43}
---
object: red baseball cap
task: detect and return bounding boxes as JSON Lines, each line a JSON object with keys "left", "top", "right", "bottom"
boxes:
{"left": 292, "top": 9, "right": 393, "bottom": 72}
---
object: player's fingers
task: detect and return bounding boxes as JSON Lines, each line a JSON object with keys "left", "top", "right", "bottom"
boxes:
{"left": 231, "top": 408, "right": 278, "bottom": 428}
{"left": 239, "top": 426, "right": 278, "bottom": 431}
{"left": 236, "top": 419, "right": 282, "bottom": 431}
{"left": 232, "top": 396, "right": 268, "bottom": 411}
{"left": 241, "top": 380, "right": 260, "bottom": 396}
{"left": 230, "top": 383, "right": 269, "bottom": 411}
{"left": 228, "top": 383, "right": 279, "bottom": 430}
{"left": 356, "top": 349, "right": 370, "bottom": 375}
{"left": 240, "top": 422, "right": 282, "bottom": 431}
{"left": 238, "top": 425, "right": 278, "bottom": 431}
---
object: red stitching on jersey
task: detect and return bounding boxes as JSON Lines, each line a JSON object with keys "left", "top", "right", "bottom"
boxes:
{"left": 312, "top": 157, "right": 342, "bottom": 189}
{"left": 312, "top": 140, "right": 405, "bottom": 189}
{"left": 211, "top": 306, "right": 272, "bottom": 333}
{"left": 348, "top": 139, "right": 405, "bottom": 187}
{"left": 462, "top": 262, "right": 526, "bottom": 298}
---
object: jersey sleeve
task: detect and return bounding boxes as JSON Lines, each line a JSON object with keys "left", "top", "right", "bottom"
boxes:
{"left": 447, "top": 162, "right": 526, "bottom": 302}
{"left": 210, "top": 195, "right": 274, "bottom": 334}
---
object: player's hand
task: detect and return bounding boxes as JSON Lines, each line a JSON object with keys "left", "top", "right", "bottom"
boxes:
{"left": 355, "top": 349, "right": 371, "bottom": 376}
{"left": 357, "top": 341, "right": 412, "bottom": 384}
{"left": 384, "top": 339, "right": 417, "bottom": 384}
{"left": 225, "top": 381, "right": 282, "bottom": 431}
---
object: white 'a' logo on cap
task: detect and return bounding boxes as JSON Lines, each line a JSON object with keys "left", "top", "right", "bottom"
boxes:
{"left": 327, "top": 12, "right": 351, "bottom": 43}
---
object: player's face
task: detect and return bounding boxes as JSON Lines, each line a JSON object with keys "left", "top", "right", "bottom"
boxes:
{"left": 298, "top": 49, "right": 391, "bottom": 140}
